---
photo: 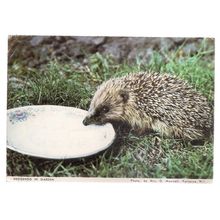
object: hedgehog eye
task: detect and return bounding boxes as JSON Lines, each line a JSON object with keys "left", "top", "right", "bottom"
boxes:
{"left": 101, "top": 106, "right": 109, "bottom": 113}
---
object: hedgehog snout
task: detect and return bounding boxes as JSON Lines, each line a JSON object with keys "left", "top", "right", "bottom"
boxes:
{"left": 82, "top": 116, "right": 89, "bottom": 126}
{"left": 83, "top": 110, "right": 97, "bottom": 126}
{"left": 83, "top": 110, "right": 108, "bottom": 126}
{"left": 83, "top": 115, "right": 93, "bottom": 126}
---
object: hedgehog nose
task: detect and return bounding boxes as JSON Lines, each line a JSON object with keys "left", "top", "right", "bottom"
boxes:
{"left": 83, "top": 117, "right": 90, "bottom": 126}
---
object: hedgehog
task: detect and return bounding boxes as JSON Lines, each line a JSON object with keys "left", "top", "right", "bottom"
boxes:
{"left": 83, "top": 72, "right": 213, "bottom": 141}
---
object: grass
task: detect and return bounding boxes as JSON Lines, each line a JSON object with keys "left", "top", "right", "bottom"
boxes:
{"left": 7, "top": 39, "right": 214, "bottom": 178}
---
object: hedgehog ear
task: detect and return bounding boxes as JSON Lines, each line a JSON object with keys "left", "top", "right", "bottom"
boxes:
{"left": 119, "top": 90, "right": 129, "bottom": 103}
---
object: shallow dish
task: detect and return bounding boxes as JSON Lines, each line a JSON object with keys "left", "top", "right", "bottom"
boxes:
{"left": 7, "top": 105, "right": 116, "bottom": 159}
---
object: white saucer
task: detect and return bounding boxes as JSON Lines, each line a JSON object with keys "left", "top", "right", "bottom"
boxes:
{"left": 7, "top": 105, "right": 116, "bottom": 159}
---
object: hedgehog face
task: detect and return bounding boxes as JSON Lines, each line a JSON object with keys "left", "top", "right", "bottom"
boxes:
{"left": 83, "top": 88, "right": 129, "bottom": 126}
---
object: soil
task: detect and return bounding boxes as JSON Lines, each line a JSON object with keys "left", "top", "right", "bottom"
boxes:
{"left": 8, "top": 36, "right": 214, "bottom": 69}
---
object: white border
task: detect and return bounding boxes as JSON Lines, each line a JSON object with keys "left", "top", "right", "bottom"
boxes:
{"left": 7, "top": 176, "right": 213, "bottom": 184}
